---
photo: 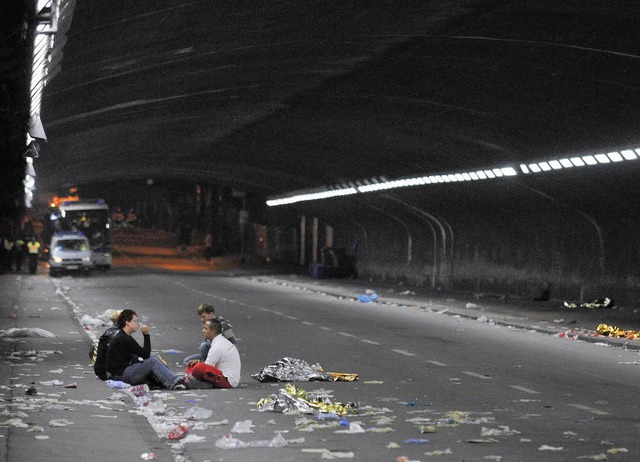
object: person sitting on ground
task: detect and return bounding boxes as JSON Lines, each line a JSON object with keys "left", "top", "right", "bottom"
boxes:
{"left": 183, "top": 302, "right": 236, "bottom": 365}
{"left": 184, "top": 319, "right": 241, "bottom": 389}
{"left": 106, "top": 309, "right": 185, "bottom": 390}
{"left": 92, "top": 310, "right": 121, "bottom": 380}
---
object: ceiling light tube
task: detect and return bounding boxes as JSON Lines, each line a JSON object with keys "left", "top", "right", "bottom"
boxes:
{"left": 581, "top": 155, "right": 597, "bottom": 165}
{"left": 621, "top": 150, "right": 637, "bottom": 160}
{"left": 594, "top": 154, "right": 610, "bottom": 163}
{"left": 607, "top": 151, "right": 623, "bottom": 162}
{"left": 538, "top": 162, "right": 552, "bottom": 171}
{"left": 570, "top": 157, "right": 585, "bottom": 166}
{"left": 520, "top": 164, "right": 530, "bottom": 174}
{"left": 559, "top": 158, "right": 573, "bottom": 168}
{"left": 528, "top": 164, "right": 541, "bottom": 173}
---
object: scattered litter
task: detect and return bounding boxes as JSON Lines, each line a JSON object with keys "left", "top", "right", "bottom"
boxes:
{"left": 467, "top": 438, "right": 499, "bottom": 443}
{"left": 420, "top": 426, "right": 437, "bottom": 433}
{"left": 184, "top": 406, "right": 212, "bottom": 420}
{"left": 27, "top": 426, "right": 45, "bottom": 432}
{"left": 257, "top": 383, "right": 356, "bottom": 415}
{"left": 577, "top": 455, "right": 607, "bottom": 460}
{"left": 65, "top": 383, "right": 77, "bottom": 388}
{"left": 405, "top": 438, "right": 430, "bottom": 444}
{"left": 607, "top": 448, "right": 628, "bottom": 454}
{"left": 387, "top": 442, "right": 400, "bottom": 449}
{"left": 168, "top": 424, "right": 189, "bottom": 440}
{"left": 321, "top": 450, "right": 355, "bottom": 459}
{"left": 0, "top": 328, "right": 56, "bottom": 338}
{"left": 231, "top": 420, "right": 255, "bottom": 434}
{"left": 253, "top": 357, "right": 333, "bottom": 382}
{"left": 161, "top": 349, "right": 180, "bottom": 354}
{"left": 106, "top": 380, "right": 130, "bottom": 388}
{"left": 564, "top": 297, "right": 614, "bottom": 309}
{"left": 140, "top": 453, "right": 157, "bottom": 460}
{"left": 0, "top": 419, "right": 28, "bottom": 428}
{"left": 538, "top": 445, "right": 563, "bottom": 451}
{"left": 424, "top": 448, "right": 453, "bottom": 456}
{"left": 81, "top": 314, "right": 105, "bottom": 327}
{"left": 466, "top": 303, "right": 479, "bottom": 309}
{"left": 181, "top": 434, "right": 206, "bottom": 443}
{"left": 335, "top": 422, "right": 366, "bottom": 433}
{"left": 596, "top": 323, "right": 639, "bottom": 340}
{"left": 358, "top": 293, "right": 378, "bottom": 303}
{"left": 481, "top": 426, "right": 520, "bottom": 436}
{"left": 363, "top": 380, "right": 383, "bottom": 384}
{"left": 215, "top": 433, "right": 287, "bottom": 449}
{"left": 49, "top": 419, "right": 74, "bottom": 427}
{"left": 39, "top": 380, "right": 63, "bottom": 386}
{"left": 34, "top": 435, "right": 49, "bottom": 440}
{"left": 49, "top": 369, "right": 63, "bottom": 374}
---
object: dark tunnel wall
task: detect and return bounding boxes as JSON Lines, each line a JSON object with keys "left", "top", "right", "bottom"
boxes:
{"left": 268, "top": 162, "right": 640, "bottom": 307}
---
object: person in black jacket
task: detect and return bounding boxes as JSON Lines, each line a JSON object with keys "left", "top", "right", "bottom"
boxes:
{"left": 92, "top": 310, "right": 121, "bottom": 380}
{"left": 105, "top": 309, "right": 185, "bottom": 390}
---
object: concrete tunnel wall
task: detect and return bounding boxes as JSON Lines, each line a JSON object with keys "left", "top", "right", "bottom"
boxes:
{"left": 268, "top": 197, "right": 640, "bottom": 308}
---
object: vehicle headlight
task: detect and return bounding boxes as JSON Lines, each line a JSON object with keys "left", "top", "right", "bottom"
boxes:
{"left": 52, "top": 257, "right": 62, "bottom": 263}
{"left": 82, "top": 256, "right": 91, "bottom": 262}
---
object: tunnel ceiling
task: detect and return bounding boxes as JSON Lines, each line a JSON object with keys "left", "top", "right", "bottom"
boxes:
{"left": 36, "top": 0, "right": 640, "bottom": 215}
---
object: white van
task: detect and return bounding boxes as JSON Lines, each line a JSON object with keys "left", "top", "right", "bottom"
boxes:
{"left": 49, "top": 232, "right": 93, "bottom": 276}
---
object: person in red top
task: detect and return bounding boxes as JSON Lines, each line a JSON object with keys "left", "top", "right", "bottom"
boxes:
{"left": 185, "top": 319, "right": 241, "bottom": 389}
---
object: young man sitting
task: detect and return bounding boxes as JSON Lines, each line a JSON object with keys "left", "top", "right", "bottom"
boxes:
{"left": 184, "top": 319, "right": 241, "bottom": 389}
{"left": 183, "top": 303, "right": 236, "bottom": 365}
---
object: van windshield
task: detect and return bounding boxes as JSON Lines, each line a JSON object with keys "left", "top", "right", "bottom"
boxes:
{"left": 55, "top": 239, "right": 88, "bottom": 251}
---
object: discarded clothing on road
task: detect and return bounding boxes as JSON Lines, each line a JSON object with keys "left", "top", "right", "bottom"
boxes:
{"left": 563, "top": 297, "right": 614, "bottom": 309}
{"left": 257, "top": 383, "right": 357, "bottom": 415}
{"left": 596, "top": 323, "right": 639, "bottom": 340}
{"left": 252, "top": 357, "right": 333, "bottom": 382}
{"left": 252, "top": 357, "right": 358, "bottom": 382}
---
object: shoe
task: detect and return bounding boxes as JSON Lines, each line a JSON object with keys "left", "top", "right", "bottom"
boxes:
{"left": 171, "top": 377, "right": 186, "bottom": 390}
{"left": 184, "top": 374, "right": 214, "bottom": 389}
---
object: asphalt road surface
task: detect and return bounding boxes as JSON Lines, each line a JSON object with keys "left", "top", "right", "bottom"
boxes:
{"left": 31, "top": 264, "right": 640, "bottom": 462}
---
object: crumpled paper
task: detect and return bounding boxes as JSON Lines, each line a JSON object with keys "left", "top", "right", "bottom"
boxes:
{"left": 257, "top": 383, "right": 357, "bottom": 415}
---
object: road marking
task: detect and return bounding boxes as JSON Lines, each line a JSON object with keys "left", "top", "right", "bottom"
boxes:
{"left": 391, "top": 349, "right": 415, "bottom": 356}
{"left": 361, "top": 339, "right": 380, "bottom": 345}
{"left": 461, "top": 371, "right": 492, "bottom": 380}
{"left": 510, "top": 385, "right": 540, "bottom": 394}
{"left": 426, "top": 360, "right": 447, "bottom": 366}
{"left": 338, "top": 332, "right": 357, "bottom": 338}
{"left": 567, "top": 404, "right": 609, "bottom": 416}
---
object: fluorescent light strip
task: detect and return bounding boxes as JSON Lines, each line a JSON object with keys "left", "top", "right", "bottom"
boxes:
{"left": 266, "top": 188, "right": 357, "bottom": 206}
{"left": 267, "top": 146, "right": 640, "bottom": 206}
{"left": 521, "top": 149, "right": 638, "bottom": 175}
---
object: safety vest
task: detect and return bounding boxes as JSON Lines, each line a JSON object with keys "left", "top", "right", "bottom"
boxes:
{"left": 27, "top": 241, "right": 40, "bottom": 254}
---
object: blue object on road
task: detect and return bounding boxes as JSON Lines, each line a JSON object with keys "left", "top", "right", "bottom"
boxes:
{"left": 106, "top": 380, "right": 129, "bottom": 388}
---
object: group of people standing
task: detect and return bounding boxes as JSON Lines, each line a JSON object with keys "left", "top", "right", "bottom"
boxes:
{"left": 0, "top": 234, "right": 40, "bottom": 274}
{"left": 93, "top": 303, "right": 241, "bottom": 390}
